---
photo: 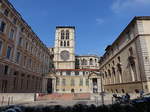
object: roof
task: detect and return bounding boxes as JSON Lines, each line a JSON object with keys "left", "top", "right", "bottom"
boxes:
{"left": 56, "top": 26, "right": 75, "bottom": 29}
{"left": 55, "top": 69, "right": 99, "bottom": 71}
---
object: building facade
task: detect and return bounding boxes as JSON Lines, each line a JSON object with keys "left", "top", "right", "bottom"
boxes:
{"left": 99, "top": 16, "right": 150, "bottom": 93}
{"left": 75, "top": 55, "right": 99, "bottom": 69}
{"left": 0, "top": 0, "right": 52, "bottom": 93}
{"left": 44, "top": 26, "right": 101, "bottom": 94}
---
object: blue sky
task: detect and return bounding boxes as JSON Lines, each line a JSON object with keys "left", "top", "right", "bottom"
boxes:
{"left": 10, "top": 0, "right": 150, "bottom": 56}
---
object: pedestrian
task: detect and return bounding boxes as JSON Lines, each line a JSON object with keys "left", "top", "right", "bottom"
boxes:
{"left": 139, "top": 90, "right": 144, "bottom": 98}
{"left": 125, "top": 93, "right": 130, "bottom": 103}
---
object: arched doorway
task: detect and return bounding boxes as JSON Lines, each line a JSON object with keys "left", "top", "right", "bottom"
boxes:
{"left": 47, "top": 78, "right": 53, "bottom": 93}
{"left": 71, "top": 89, "right": 75, "bottom": 93}
{"left": 92, "top": 78, "right": 98, "bottom": 93}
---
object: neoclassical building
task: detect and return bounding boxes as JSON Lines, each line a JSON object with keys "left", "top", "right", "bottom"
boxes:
{"left": 0, "top": 0, "right": 52, "bottom": 93}
{"left": 44, "top": 26, "right": 101, "bottom": 93}
{"left": 99, "top": 16, "right": 150, "bottom": 93}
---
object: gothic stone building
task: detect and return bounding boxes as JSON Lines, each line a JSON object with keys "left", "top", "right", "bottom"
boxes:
{"left": 44, "top": 26, "right": 101, "bottom": 94}
{"left": 99, "top": 16, "right": 150, "bottom": 93}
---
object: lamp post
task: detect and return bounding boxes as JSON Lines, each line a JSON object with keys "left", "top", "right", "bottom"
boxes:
{"left": 99, "top": 71, "right": 104, "bottom": 105}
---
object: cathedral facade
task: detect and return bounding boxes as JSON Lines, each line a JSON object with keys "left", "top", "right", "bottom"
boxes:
{"left": 44, "top": 26, "right": 101, "bottom": 94}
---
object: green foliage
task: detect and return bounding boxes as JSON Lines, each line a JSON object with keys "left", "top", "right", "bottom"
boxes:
{"left": 2, "top": 102, "right": 150, "bottom": 112}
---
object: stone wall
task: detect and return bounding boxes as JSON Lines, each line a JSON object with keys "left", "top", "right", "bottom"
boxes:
{"left": 0, "top": 93, "right": 35, "bottom": 106}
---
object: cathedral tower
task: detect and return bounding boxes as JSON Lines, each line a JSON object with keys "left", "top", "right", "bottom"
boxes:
{"left": 54, "top": 26, "right": 75, "bottom": 69}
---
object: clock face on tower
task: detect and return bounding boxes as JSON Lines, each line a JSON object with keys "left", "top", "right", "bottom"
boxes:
{"left": 60, "top": 50, "right": 70, "bottom": 61}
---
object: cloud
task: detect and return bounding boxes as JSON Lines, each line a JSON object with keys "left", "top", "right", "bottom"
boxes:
{"left": 96, "top": 18, "right": 104, "bottom": 25}
{"left": 111, "top": 0, "right": 150, "bottom": 13}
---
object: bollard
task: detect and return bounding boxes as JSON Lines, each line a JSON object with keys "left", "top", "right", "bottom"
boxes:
{"left": 11, "top": 96, "right": 13, "bottom": 104}
{"left": 8, "top": 96, "right": 10, "bottom": 106}
{"left": 1, "top": 96, "right": 4, "bottom": 106}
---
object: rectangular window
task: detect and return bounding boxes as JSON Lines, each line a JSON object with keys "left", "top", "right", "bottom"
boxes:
{"left": 18, "top": 37, "right": 22, "bottom": 46}
{"left": 0, "top": 21, "right": 6, "bottom": 32}
{"left": 6, "top": 46, "right": 12, "bottom": 59}
{"left": 79, "top": 78, "right": 83, "bottom": 86}
{"left": 9, "top": 29, "right": 15, "bottom": 39}
{"left": 86, "top": 79, "right": 89, "bottom": 86}
{"left": 66, "top": 71, "right": 71, "bottom": 76}
{"left": 24, "top": 56, "right": 26, "bottom": 67}
{"left": 13, "top": 18, "right": 17, "bottom": 24}
{"left": 0, "top": 40, "right": 3, "bottom": 55}
{"left": 75, "top": 71, "right": 79, "bottom": 75}
{"left": 71, "top": 79, "right": 75, "bottom": 86}
{"left": 4, "top": 9, "right": 9, "bottom": 16}
{"left": 25, "top": 42, "right": 28, "bottom": 50}
{"left": 126, "top": 31, "right": 131, "bottom": 40}
{"left": 62, "top": 79, "right": 66, "bottom": 86}
{"left": 16, "top": 52, "right": 20, "bottom": 63}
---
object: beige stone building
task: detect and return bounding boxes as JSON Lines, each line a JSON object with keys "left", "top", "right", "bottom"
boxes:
{"left": 75, "top": 55, "right": 99, "bottom": 69}
{"left": 44, "top": 26, "right": 101, "bottom": 94}
{"left": 0, "top": 0, "right": 52, "bottom": 93}
{"left": 99, "top": 16, "right": 150, "bottom": 93}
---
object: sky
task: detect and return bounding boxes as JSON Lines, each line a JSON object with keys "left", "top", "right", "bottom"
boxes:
{"left": 10, "top": 0, "right": 150, "bottom": 56}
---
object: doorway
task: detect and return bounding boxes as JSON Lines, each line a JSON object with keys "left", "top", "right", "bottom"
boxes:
{"left": 71, "top": 89, "right": 75, "bottom": 93}
{"left": 47, "top": 78, "right": 53, "bottom": 93}
{"left": 92, "top": 78, "right": 98, "bottom": 93}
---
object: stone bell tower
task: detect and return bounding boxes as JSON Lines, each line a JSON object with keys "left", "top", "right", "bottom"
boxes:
{"left": 54, "top": 26, "right": 75, "bottom": 69}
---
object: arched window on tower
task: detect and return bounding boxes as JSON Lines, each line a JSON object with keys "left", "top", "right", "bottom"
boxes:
{"left": 90, "top": 58, "right": 93, "bottom": 65}
{"left": 67, "top": 41, "right": 70, "bottom": 46}
{"left": 60, "top": 41, "right": 63, "bottom": 46}
{"left": 66, "top": 30, "right": 69, "bottom": 39}
{"left": 61, "top": 30, "right": 65, "bottom": 39}
{"left": 64, "top": 41, "right": 66, "bottom": 47}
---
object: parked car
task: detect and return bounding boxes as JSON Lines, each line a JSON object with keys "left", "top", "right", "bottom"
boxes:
{"left": 131, "top": 93, "right": 150, "bottom": 104}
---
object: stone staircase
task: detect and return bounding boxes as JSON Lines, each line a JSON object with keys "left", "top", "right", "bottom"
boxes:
{"left": 37, "top": 93, "right": 91, "bottom": 101}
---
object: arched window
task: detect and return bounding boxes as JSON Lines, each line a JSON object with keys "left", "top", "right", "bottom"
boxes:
{"left": 60, "top": 41, "right": 63, "bottom": 46}
{"left": 66, "top": 30, "right": 69, "bottom": 39}
{"left": 112, "top": 67, "right": 115, "bottom": 75}
{"left": 61, "top": 30, "right": 65, "bottom": 39}
{"left": 67, "top": 41, "right": 69, "bottom": 46}
{"left": 90, "top": 58, "right": 93, "bottom": 65}
{"left": 64, "top": 41, "right": 66, "bottom": 47}
{"left": 76, "top": 59, "right": 80, "bottom": 65}
{"left": 83, "top": 59, "right": 87, "bottom": 65}
{"left": 108, "top": 69, "right": 111, "bottom": 77}
{"left": 95, "top": 59, "right": 97, "bottom": 63}
{"left": 105, "top": 71, "right": 107, "bottom": 77}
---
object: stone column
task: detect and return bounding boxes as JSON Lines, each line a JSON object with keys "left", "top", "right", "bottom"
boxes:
{"left": 52, "top": 78, "right": 56, "bottom": 93}
{"left": 97, "top": 78, "right": 101, "bottom": 93}
{"left": 90, "top": 79, "right": 93, "bottom": 93}
{"left": 42, "top": 78, "right": 47, "bottom": 93}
